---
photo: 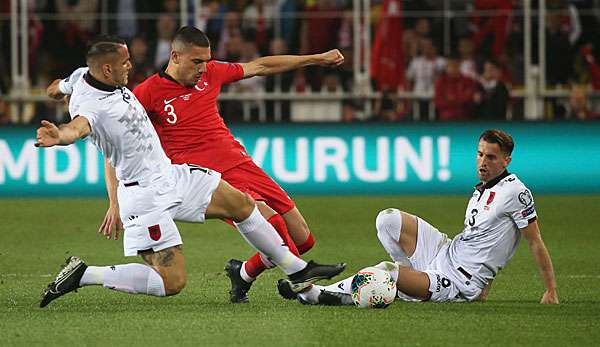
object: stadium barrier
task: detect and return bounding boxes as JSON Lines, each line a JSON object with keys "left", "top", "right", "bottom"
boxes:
{"left": 1, "top": 123, "right": 598, "bottom": 196}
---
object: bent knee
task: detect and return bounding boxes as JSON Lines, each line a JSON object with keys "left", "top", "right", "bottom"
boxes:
{"left": 223, "top": 190, "right": 256, "bottom": 222}
{"left": 256, "top": 200, "right": 277, "bottom": 219}
{"left": 375, "top": 208, "right": 416, "bottom": 263}
{"left": 376, "top": 208, "right": 403, "bottom": 241}
{"left": 155, "top": 267, "right": 187, "bottom": 296}
{"left": 164, "top": 274, "right": 187, "bottom": 296}
{"left": 235, "top": 192, "right": 256, "bottom": 219}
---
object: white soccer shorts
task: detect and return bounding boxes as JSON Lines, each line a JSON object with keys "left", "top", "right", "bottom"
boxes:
{"left": 118, "top": 164, "right": 221, "bottom": 256}
{"left": 400, "top": 217, "right": 482, "bottom": 302}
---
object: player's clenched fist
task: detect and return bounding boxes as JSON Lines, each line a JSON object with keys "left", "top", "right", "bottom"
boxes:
{"left": 35, "top": 120, "right": 60, "bottom": 147}
{"left": 319, "top": 49, "right": 345, "bottom": 67}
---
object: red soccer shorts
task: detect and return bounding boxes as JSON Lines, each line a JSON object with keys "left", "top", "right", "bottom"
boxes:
{"left": 221, "top": 160, "right": 296, "bottom": 215}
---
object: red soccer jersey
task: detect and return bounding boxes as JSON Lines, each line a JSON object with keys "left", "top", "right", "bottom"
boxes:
{"left": 134, "top": 60, "right": 250, "bottom": 172}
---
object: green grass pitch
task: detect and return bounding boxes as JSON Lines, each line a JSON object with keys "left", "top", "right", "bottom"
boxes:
{"left": 1, "top": 195, "right": 599, "bottom": 346}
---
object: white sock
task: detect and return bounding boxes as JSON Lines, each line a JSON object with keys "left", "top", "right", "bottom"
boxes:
{"left": 298, "top": 279, "right": 353, "bottom": 305}
{"left": 296, "top": 275, "right": 359, "bottom": 305}
{"left": 318, "top": 262, "right": 399, "bottom": 295}
{"left": 297, "top": 277, "right": 354, "bottom": 304}
{"left": 240, "top": 261, "right": 255, "bottom": 283}
{"left": 79, "top": 263, "right": 166, "bottom": 296}
{"left": 80, "top": 266, "right": 104, "bottom": 285}
{"left": 234, "top": 206, "right": 307, "bottom": 275}
{"left": 297, "top": 285, "right": 322, "bottom": 304}
{"left": 323, "top": 276, "right": 354, "bottom": 295}
{"left": 299, "top": 263, "right": 400, "bottom": 305}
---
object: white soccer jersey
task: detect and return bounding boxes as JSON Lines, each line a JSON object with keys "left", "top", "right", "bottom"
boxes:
{"left": 69, "top": 73, "right": 171, "bottom": 183}
{"left": 447, "top": 171, "right": 537, "bottom": 286}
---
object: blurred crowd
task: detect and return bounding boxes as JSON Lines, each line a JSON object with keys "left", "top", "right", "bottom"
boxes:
{"left": 1, "top": 0, "right": 600, "bottom": 125}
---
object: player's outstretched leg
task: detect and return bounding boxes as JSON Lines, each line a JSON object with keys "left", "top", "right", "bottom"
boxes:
{"left": 40, "top": 251, "right": 174, "bottom": 308}
{"left": 226, "top": 206, "right": 300, "bottom": 303}
{"left": 278, "top": 276, "right": 355, "bottom": 305}
{"left": 209, "top": 180, "right": 346, "bottom": 297}
{"left": 315, "top": 289, "right": 354, "bottom": 306}
{"left": 279, "top": 280, "right": 353, "bottom": 306}
{"left": 40, "top": 256, "right": 88, "bottom": 307}
{"left": 276, "top": 260, "right": 347, "bottom": 299}
{"left": 235, "top": 204, "right": 346, "bottom": 292}
{"left": 234, "top": 206, "right": 346, "bottom": 295}
{"left": 280, "top": 261, "right": 402, "bottom": 305}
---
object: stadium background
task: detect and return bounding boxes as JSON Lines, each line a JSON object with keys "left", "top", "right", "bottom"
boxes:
{"left": 1, "top": 1, "right": 599, "bottom": 346}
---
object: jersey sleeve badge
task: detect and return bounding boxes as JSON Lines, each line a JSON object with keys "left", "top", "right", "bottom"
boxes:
{"left": 518, "top": 190, "right": 533, "bottom": 206}
{"left": 518, "top": 189, "right": 535, "bottom": 217}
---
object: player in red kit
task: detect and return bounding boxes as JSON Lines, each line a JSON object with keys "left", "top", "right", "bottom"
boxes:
{"left": 100, "top": 26, "right": 345, "bottom": 302}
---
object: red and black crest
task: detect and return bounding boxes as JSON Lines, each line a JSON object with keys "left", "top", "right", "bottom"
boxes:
{"left": 486, "top": 192, "right": 496, "bottom": 205}
{"left": 148, "top": 224, "right": 161, "bottom": 241}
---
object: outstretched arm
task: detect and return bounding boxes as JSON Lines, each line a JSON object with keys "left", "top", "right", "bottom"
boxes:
{"left": 34, "top": 116, "right": 91, "bottom": 147}
{"left": 241, "top": 49, "right": 344, "bottom": 78}
{"left": 521, "top": 220, "right": 559, "bottom": 304}
{"left": 46, "top": 79, "right": 65, "bottom": 100}
{"left": 99, "top": 159, "right": 123, "bottom": 240}
{"left": 46, "top": 67, "right": 88, "bottom": 100}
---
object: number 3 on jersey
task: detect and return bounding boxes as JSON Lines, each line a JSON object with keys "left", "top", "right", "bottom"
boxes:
{"left": 164, "top": 103, "right": 177, "bottom": 124}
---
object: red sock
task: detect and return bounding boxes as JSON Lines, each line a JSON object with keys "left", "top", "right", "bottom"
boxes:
{"left": 244, "top": 253, "right": 267, "bottom": 279}
{"left": 297, "top": 233, "right": 315, "bottom": 255}
{"left": 268, "top": 214, "right": 300, "bottom": 256}
{"left": 243, "top": 214, "right": 300, "bottom": 279}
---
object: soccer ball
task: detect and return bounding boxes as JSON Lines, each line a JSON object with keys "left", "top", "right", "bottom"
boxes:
{"left": 351, "top": 266, "right": 397, "bottom": 308}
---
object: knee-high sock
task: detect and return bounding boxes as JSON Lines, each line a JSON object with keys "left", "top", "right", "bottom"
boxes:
{"left": 243, "top": 214, "right": 300, "bottom": 280}
{"left": 79, "top": 263, "right": 166, "bottom": 296}
{"left": 297, "top": 233, "right": 316, "bottom": 255}
{"left": 320, "top": 261, "right": 400, "bottom": 296}
{"left": 298, "top": 261, "right": 400, "bottom": 304}
{"left": 234, "top": 206, "right": 306, "bottom": 275}
{"left": 298, "top": 274, "right": 354, "bottom": 304}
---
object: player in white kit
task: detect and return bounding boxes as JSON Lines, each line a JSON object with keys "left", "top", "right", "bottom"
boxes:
{"left": 281, "top": 129, "right": 559, "bottom": 305}
{"left": 36, "top": 36, "right": 345, "bottom": 307}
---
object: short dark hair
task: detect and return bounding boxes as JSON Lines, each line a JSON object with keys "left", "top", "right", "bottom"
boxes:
{"left": 86, "top": 35, "right": 127, "bottom": 65}
{"left": 479, "top": 129, "right": 514, "bottom": 155}
{"left": 172, "top": 26, "right": 210, "bottom": 48}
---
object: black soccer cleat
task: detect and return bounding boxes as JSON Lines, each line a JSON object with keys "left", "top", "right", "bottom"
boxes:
{"left": 317, "top": 289, "right": 354, "bottom": 306}
{"left": 224, "top": 259, "right": 252, "bottom": 303}
{"left": 40, "top": 256, "right": 87, "bottom": 308}
{"left": 288, "top": 260, "right": 346, "bottom": 284}
{"left": 277, "top": 279, "right": 304, "bottom": 300}
{"left": 277, "top": 261, "right": 346, "bottom": 299}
